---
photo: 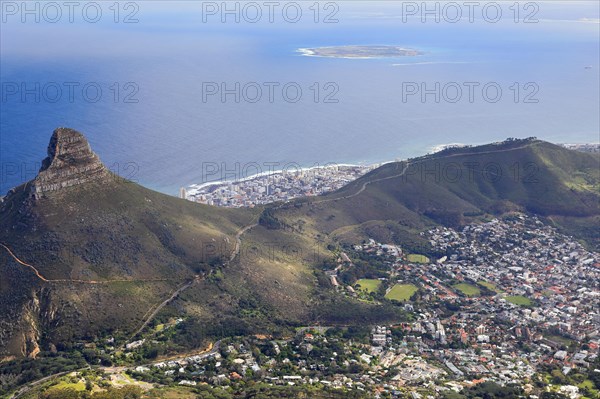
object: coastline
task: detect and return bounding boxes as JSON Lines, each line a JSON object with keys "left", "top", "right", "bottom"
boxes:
{"left": 183, "top": 139, "right": 530, "bottom": 197}
{"left": 185, "top": 162, "right": 388, "bottom": 196}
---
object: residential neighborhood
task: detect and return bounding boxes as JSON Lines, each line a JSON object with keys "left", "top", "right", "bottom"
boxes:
{"left": 122, "top": 214, "right": 600, "bottom": 398}
{"left": 182, "top": 164, "right": 377, "bottom": 207}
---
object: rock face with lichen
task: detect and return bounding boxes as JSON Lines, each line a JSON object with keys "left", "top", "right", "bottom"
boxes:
{"left": 30, "top": 128, "right": 110, "bottom": 199}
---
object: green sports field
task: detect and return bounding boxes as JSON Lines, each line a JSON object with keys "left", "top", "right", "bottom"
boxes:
{"left": 453, "top": 283, "right": 481, "bottom": 297}
{"left": 385, "top": 284, "right": 418, "bottom": 301}
{"left": 407, "top": 254, "right": 430, "bottom": 264}
{"left": 505, "top": 295, "right": 533, "bottom": 307}
{"left": 356, "top": 279, "right": 382, "bottom": 293}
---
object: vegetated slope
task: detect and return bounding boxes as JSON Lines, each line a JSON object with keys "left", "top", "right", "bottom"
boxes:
{"left": 272, "top": 139, "right": 600, "bottom": 252}
{"left": 2, "top": 132, "right": 596, "bottom": 361}
{"left": 0, "top": 129, "right": 405, "bottom": 360}
{"left": 0, "top": 128, "right": 255, "bottom": 359}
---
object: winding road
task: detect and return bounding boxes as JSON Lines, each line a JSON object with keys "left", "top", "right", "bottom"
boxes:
{"left": 230, "top": 222, "right": 259, "bottom": 262}
{"left": 312, "top": 161, "right": 411, "bottom": 204}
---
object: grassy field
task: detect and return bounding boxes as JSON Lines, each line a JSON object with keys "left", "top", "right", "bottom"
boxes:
{"left": 477, "top": 281, "right": 501, "bottom": 293}
{"left": 51, "top": 380, "right": 86, "bottom": 391}
{"left": 505, "top": 295, "right": 533, "bottom": 307}
{"left": 356, "top": 279, "right": 382, "bottom": 293}
{"left": 407, "top": 254, "right": 430, "bottom": 264}
{"left": 385, "top": 284, "right": 418, "bottom": 301}
{"left": 453, "top": 283, "right": 481, "bottom": 297}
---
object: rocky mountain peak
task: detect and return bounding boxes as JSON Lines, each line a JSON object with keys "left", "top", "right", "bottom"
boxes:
{"left": 30, "top": 128, "right": 110, "bottom": 199}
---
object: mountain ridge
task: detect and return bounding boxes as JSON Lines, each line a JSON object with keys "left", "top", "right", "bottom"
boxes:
{"left": 272, "top": 138, "right": 599, "bottom": 251}
{"left": 0, "top": 130, "right": 598, "bottom": 360}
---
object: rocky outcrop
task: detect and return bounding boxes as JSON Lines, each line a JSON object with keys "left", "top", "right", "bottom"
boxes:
{"left": 0, "top": 287, "right": 56, "bottom": 360}
{"left": 30, "top": 128, "right": 110, "bottom": 199}
{"left": 21, "top": 296, "right": 41, "bottom": 359}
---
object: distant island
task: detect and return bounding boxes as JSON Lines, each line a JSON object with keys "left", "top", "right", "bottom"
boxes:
{"left": 298, "top": 45, "right": 423, "bottom": 59}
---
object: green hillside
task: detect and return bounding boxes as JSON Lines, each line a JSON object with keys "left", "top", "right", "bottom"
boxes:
{"left": 0, "top": 129, "right": 406, "bottom": 360}
{"left": 272, "top": 139, "right": 599, "bottom": 252}
{"left": 1, "top": 134, "right": 598, "bottom": 360}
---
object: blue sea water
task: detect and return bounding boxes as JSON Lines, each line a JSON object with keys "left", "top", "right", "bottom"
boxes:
{"left": 1, "top": 1, "right": 599, "bottom": 195}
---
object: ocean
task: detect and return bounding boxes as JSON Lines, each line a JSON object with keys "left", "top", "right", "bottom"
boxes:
{"left": 1, "top": 1, "right": 599, "bottom": 196}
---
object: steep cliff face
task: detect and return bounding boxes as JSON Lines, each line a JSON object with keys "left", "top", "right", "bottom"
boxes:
{"left": 0, "top": 285, "right": 56, "bottom": 360}
{"left": 30, "top": 128, "right": 110, "bottom": 199}
{"left": 20, "top": 289, "right": 57, "bottom": 359}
